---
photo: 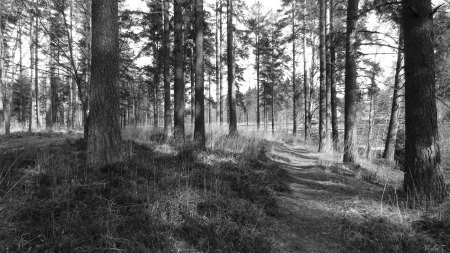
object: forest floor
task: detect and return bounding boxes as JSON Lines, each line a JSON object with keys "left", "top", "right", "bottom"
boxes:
{"left": 269, "top": 142, "right": 450, "bottom": 253}
{"left": 0, "top": 131, "right": 449, "bottom": 252}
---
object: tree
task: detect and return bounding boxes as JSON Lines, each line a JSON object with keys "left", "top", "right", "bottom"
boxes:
{"left": 303, "top": 0, "right": 310, "bottom": 141}
{"left": 329, "top": 0, "right": 339, "bottom": 148}
{"left": 343, "top": 0, "right": 359, "bottom": 163}
{"left": 227, "top": 0, "right": 237, "bottom": 134}
{"left": 383, "top": 26, "right": 403, "bottom": 160}
{"left": 174, "top": 0, "right": 185, "bottom": 140}
{"left": 402, "top": 0, "right": 447, "bottom": 202}
{"left": 318, "top": 0, "right": 327, "bottom": 152}
{"left": 86, "top": 0, "right": 122, "bottom": 168}
{"left": 194, "top": 0, "right": 206, "bottom": 148}
{"left": 163, "top": 0, "right": 172, "bottom": 137}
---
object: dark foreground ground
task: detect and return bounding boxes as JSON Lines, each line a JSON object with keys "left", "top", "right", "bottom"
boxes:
{"left": 0, "top": 132, "right": 449, "bottom": 252}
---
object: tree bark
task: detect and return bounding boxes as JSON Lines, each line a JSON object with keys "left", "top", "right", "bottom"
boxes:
{"left": 35, "top": 7, "right": 40, "bottom": 128}
{"left": 194, "top": 0, "right": 206, "bottom": 148}
{"left": 0, "top": 12, "right": 4, "bottom": 131}
{"left": 383, "top": 27, "right": 403, "bottom": 161}
{"left": 219, "top": 0, "right": 224, "bottom": 126}
{"left": 330, "top": 0, "right": 339, "bottom": 149}
{"left": 402, "top": 0, "right": 447, "bottom": 202}
{"left": 318, "top": 0, "right": 327, "bottom": 152}
{"left": 163, "top": 0, "right": 172, "bottom": 137}
{"left": 343, "top": 0, "right": 359, "bottom": 163}
{"left": 292, "top": 0, "right": 297, "bottom": 136}
{"left": 174, "top": 0, "right": 185, "bottom": 140}
{"left": 227, "top": 0, "right": 237, "bottom": 134}
{"left": 29, "top": 13, "right": 34, "bottom": 133}
{"left": 191, "top": 47, "right": 195, "bottom": 125}
{"left": 87, "top": 0, "right": 122, "bottom": 168}
{"left": 303, "top": 0, "right": 310, "bottom": 141}
{"left": 215, "top": 0, "right": 220, "bottom": 124}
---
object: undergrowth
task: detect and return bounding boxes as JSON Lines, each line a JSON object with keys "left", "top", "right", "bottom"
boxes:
{"left": 0, "top": 129, "right": 290, "bottom": 252}
{"left": 313, "top": 144, "right": 450, "bottom": 253}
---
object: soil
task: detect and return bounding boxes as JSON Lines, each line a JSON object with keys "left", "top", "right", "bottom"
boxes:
{"left": 269, "top": 143, "right": 387, "bottom": 253}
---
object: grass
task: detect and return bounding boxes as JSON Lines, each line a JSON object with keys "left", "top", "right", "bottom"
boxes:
{"left": 310, "top": 130, "right": 450, "bottom": 253}
{"left": 0, "top": 126, "right": 290, "bottom": 252}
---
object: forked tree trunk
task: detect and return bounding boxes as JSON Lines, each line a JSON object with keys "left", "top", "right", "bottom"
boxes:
{"left": 194, "top": 0, "right": 206, "bottom": 148}
{"left": 227, "top": 0, "right": 237, "bottom": 134}
{"left": 174, "top": 0, "right": 185, "bottom": 140}
{"left": 383, "top": 27, "right": 403, "bottom": 161}
{"left": 343, "top": 0, "right": 359, "bottom": 163}
{"left": 402, "top": 0, "right": 447, "bottom": 203}
{"left": 87, "top": 0, "right": 122, "bottom": 168}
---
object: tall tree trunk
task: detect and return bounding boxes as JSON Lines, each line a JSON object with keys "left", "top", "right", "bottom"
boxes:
{"left": 0, "top": 12, "right": 4, "bottom": 131}
{"left": 330, "top": 0, "right": 339, "bottom": 149}
{"left": 163, "top": 0, "right": 172, "bottom": 137}
{"left": 271, "top": 28, "right": 275, "bottom": 134}
{"left": 402, "top": 0, "right": 447, "bottom": 202}
{"left": 256, "top": 37, "right": 261, "bottom": 132}
{"left": 35, "top": 8, "right": 40, "bottom": 128}
{"left": 194, "top": 0, "right": 206, "bottom": 148}
{"left": 87, "top": 0, "right": 122, "bottom": 168}
{"left": 318, "top": 0, "right": 327, "bottom": 152}
{"left": 208, "top": 68, "right": 211, "bottom": 125}
{"left": 383, "top": 27, "right": 403, "bottom": 160}
{"left": 174, "top": 0, "right": 185, "bottom": 140}
{"left": 219, "top": 0, "right": 223, "bottom": 126}
{"left": 153, "top": 41, "right": 160, "bottom": 129}
{"left": 303, "top": 0, "right": 310, "bottom": 141}
{"left": 29, "top": 13, "right": 34, "bottom": 133}
{"left": 46, "top": 46, "right": 52, "bottom": 130}
{"left": 292, "top": 0, "right": 297, "bottom": 136}
{"left": 227, "top": 0, "right": 237, "bottom": 134}
{"left": 343, "top": 0, "right": 359, "bottom": 163}
{"left": 215, "top": 0, "right": 220, "bottom": 124}
{"left": 191, "top": 47, "right": 195, "bottom": 125}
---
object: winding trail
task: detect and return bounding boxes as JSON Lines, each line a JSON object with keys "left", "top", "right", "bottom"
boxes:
{"left": 269, "top": 143, "right": 386, "bottom": 253}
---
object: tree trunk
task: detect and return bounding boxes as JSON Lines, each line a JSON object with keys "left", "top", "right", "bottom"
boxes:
{"left": 318, "top": 0, "right": 327, "bottom": 152}
{"left": 292, "top": 0, "right": 297, "bottom": 136}
{"left": 271, "top": 28, "right": 275, "bottom": 134}
{"left": 29, "top": 13, "right": 34, "bottom": 133}
{"left": 227, "top": 0, "right": 237, "bottom": 134}
{"left": 163, "top": 0, "right": 172, "bottom": 137}
{"left": 174, "top": 0, "right": 185, "bottom": 140}
{"left": 194, "top": 0, "right": 206, "bottom": 148}
{"left": 87, "top": 0, "right": 122, "bottom": 168}
{"left": 215, "top": 0, "right": 220, "bottom": 124}
{"left": 330, "top": 0, "right": 339, "bottom": 149}
{"left": 191, "top": 47, "right": 195, "bottom": 125}
{"left": 383, "top": 27, "right": 403, "bottom": 161}
{"left": 0, "top": 12, "right": 4, "bottom": 131}
{"left": 35, "top": 8, "right": 40, "bottom": 128}
{"left": 219, "top": 0, "right": 224, "bottom": 126}
{"left": 343, "top": 0, "right": 359, "bottom": 163}
{"left": 402, "top": 0, "right": 447, "bottom": 203}
{"left": 303, "top": 0, "right": 310, "bottom": 141}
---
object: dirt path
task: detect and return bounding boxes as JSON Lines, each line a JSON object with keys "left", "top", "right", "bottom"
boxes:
{"left": 270, "top": 143, "right": 385, "bottom": 253}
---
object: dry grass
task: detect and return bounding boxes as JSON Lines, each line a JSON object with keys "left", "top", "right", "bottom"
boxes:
{"left": 0, "top": 126, "right": 290, "bottom": 252}
{"left": 303, "top": 129, "right": 450, "bottom": 253}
